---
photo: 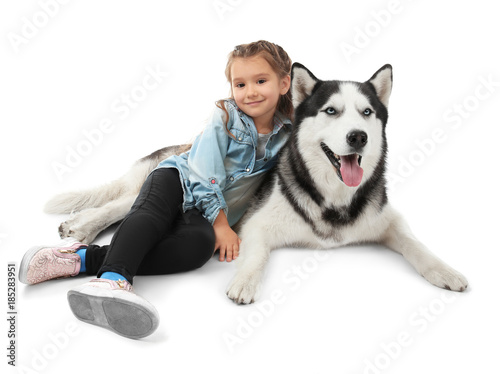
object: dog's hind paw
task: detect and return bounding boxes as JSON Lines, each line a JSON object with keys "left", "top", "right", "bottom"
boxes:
{"left": 226, "top": 273, "right": 261, "bottom": 304}
{"left": 58, "top": 213, "right": 98, "bottom": 244}
{"left": 422, "top": 264, "right": 468, "bottom": 292}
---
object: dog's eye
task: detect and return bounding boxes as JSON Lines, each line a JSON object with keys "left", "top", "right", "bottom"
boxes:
{"left": 363, "top": 108, "right": 372, "bottom": 116}
{"left": 324, "top": 107, "right": 337, "bottom": 115}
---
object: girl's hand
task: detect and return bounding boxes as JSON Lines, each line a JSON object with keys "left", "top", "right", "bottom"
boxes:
{"left": 213, "top": 211, "right": 241, "bottom": 262}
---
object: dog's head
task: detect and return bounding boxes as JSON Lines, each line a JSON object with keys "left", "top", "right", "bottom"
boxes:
{"left": 290, "top": 63, "right": 392, "bottom": 189}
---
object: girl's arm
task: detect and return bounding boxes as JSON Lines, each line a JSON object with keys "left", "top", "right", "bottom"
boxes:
{"left": 187, "top": 104, "right": 240, "bottom": 261}
{"left": 188, "top": 106, "right": 230, "bottom": 225}
{"left": 213, "top": 210, "right": 241, "bottom": 262}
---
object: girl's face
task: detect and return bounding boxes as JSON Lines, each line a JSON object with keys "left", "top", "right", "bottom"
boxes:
{"left": 230, "top": 56, "right": 290, "bottom": 130}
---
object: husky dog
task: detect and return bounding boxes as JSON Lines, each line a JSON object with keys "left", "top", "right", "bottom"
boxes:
{"left": 45, "top": 64, "right": 467, "bottom": 304}
{"left": 225, "top": 63, "right": 468, "bottom": 303}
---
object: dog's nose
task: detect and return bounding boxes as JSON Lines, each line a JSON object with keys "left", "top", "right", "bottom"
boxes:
{"left": 346, "top": 130, "right": 368, "bottom": 150}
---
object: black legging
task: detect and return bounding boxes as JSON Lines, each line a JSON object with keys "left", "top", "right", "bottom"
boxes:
{"left": 84, "top": 168, "right": 215, "bottom": 284}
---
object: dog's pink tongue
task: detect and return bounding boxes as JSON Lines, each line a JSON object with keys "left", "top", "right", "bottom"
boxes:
{"left": 340, "top": 155, "right": 363, "bottom": 187}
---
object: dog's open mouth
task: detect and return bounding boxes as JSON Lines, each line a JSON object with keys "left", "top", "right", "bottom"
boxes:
{"left": 320, "top": 142, "right": 363, "bottom": 187}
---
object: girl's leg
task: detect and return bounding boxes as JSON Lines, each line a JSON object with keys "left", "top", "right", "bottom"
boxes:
{"left": 96, "top": 167, "right": 185, "bottom": 283}
{"left": 83, "top": 208, "right": 215, "bottom": 276}
{"left": 67, "top": 167, "right": 185, "bottom": 339}
{"left": 137, "top": 208, "right": 215, "bottom": 275}
{"left": 83, "top": 243, "right": 107, "bottom": 275}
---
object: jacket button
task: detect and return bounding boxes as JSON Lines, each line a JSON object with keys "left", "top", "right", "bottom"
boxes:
{"left": 246, "top": 168, "right": 250, "bottom": 172}
{"left": 230, "top": 177, "right": 234, "bottom": 181}
{"left": 238, "top": 137, "right": 242, "bottom": 141}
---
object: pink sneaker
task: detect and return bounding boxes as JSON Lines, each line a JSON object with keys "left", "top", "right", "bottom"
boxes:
{"left": 19, "top": 240, "right": 85, "bottom": 285}
{"left": 67, "top": 278, "right": 159, "bottom": 339}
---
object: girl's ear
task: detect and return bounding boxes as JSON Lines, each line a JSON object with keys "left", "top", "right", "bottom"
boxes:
{"left": 291, "top": 63, "right": 318, "bottom": 108}
{"left": 280, "top": 74, "right": 291, "bottom": 95}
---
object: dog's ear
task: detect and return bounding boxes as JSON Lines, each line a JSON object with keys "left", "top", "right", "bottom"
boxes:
{"left": 368, "top": 64, "right": 392, "bottom": 107}
{"left": 291, "top": 63, "right": 318, "bottom": 108}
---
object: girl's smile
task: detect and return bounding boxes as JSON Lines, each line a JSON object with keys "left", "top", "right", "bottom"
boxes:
{"left": 245, "top": 99, "right": 265, "bottom": 105}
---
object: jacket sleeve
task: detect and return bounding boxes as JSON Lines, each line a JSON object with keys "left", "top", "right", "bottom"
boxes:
{"left": 187, "top": 106, "right": 231, "bottom": 225}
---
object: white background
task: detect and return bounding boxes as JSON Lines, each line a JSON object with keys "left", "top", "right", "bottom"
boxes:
{"left": 1, "top": 0, "right": 499, "bottom": 373}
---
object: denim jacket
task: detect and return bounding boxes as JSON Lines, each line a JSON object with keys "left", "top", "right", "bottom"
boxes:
{"left": 155, "top": 99, "right": 292, "bottom": 226}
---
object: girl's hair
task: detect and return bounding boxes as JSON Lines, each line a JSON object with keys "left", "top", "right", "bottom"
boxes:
{"left": 216, "top": 40, "right": 293, "bottom": 138}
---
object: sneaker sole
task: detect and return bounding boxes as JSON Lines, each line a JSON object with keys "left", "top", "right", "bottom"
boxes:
{"left": 67, "top": 290, "right": 159, "bottom": 339}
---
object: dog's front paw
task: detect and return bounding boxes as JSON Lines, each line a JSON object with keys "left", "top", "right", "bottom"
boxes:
{"left": 422, "top": 264, "right": 468, "bottom": 292}
{"left": 226, "top": 273, "right": 261, "bottom": 304}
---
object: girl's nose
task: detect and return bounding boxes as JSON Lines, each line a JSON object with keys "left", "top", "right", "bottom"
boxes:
{"left": 247, "top": 85, "right": 258, "bottom": 97}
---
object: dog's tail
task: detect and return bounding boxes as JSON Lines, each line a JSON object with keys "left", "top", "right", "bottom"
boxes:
{"left": 43, "top": 180, "right": 127, "bottom": 214}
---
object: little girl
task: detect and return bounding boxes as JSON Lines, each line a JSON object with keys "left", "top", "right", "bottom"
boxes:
{"left": 19, "top": 40, "right": 293, "bottom": 339}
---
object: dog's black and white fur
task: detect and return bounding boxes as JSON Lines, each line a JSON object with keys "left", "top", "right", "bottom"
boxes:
{"left": 224, "top": 63, "right": 467, "bottom": 303}
{"left": 45, "top": 63, "right": 468, "bottom": 303}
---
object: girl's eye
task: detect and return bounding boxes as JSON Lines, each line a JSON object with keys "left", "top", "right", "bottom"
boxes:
{"left": 363, "top": 108, "right": 372, "bottom": 116}
{"left": 325, "top": 107, "right": 337, "bottom": 115}
{"left": 257, "top": 79, "right": 266, "bottom": 84}
{"left": 236, "top": 83, "right": 245, "bottom": 88}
